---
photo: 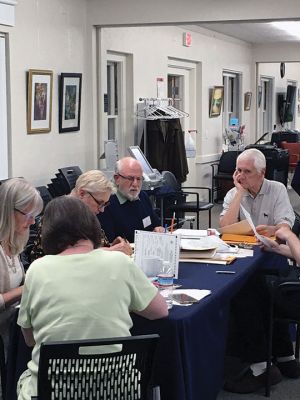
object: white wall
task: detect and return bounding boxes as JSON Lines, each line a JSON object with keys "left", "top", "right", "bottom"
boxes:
{"left": 0, "top": 0, "right": 96, "bottom": 186}
{"left": 99, "top": 25, "right": 254, "bottom": 187}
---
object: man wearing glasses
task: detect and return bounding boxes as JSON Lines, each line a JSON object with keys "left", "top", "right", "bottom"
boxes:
{"left": 99, "top": 157, "right": 164, "bottom": 243}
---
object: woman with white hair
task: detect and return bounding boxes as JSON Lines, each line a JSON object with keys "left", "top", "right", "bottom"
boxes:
{"left": 0, "top": 178, "right": 43, "bottom": 351}
{"left": 70, "top": 170, "right": 132, "bottom": 255}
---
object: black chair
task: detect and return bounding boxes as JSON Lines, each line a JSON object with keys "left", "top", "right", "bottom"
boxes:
{"left": 35, "top": 334, "right": 159, "bottom": 400}
{"left": 0, "top": 335, "right": 6, "bottom": 400}
{"left": 35, "top": 186, "right": 53, "bottom": 211}
{"left": 57, "top": 166, "right": 82, "bottom": 193}
{"left": 265, "top": 282, "right": 300, "bottom": 397}
{"left": 211, "top": 151, "right": 241, "bottom": 202}
{"left": 158, "top": 171, "right": 213, "bottom": 229}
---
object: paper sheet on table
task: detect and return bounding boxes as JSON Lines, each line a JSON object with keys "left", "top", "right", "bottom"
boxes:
{"left": 240, "top": 205, "right": 273, "bottom": 248}
{"left": 175, "top": 228, "right": 220, "bottom": 238}
{"left": 219, "top": 219, "right": 253, "bottom": 235}
{"left": 180, "top": 236, "right": 233, "bottom": 253}
{"left": 160, "top": 289, "right": 211, "bottom": 306}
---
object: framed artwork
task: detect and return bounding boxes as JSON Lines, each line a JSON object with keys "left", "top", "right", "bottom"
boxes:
{"left": 27, "top": 69, "right": 53, "bottom": 134}
{"left": 257, "top": 86, "right": 262, "bottom": 108}
{"left": 209, "top": 86, "right": 224, "bottom": 117}
{"left": 59, "top": 73, "right": 82, "bottom": 133}
{"left": 244, "top": 92, "right": 252, "bottom": 111}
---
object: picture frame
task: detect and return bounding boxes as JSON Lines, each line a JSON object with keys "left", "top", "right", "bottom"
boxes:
{"left": 244, "top": 92, "right": 252, "bottom": 111}
{"left": 27, "top": 69, "right": 53, "bottom": 134}
{"left": 257, "top": 86, "right": 262, "bottom": 108}
{"left": 209, "top": 86, "right": 224, "bottom": 118}
{"left": 59, "top": 73, "right": 82, "bottom": 133}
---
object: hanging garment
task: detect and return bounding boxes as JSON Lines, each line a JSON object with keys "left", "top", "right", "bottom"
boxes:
{"left": 141, "top": 118, "right": 189, "bottom": 183}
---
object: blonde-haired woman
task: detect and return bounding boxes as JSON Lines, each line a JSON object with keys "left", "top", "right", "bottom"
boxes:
{"left": 70, "top": 170, "right": 132, "bottom": 255}
{"left": 0, "top": 178, "right": 43, "bottom": 351}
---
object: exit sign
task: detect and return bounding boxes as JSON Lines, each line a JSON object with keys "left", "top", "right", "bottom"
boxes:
{"left": 183, "top": 32, "right": 192, "bottom": 47}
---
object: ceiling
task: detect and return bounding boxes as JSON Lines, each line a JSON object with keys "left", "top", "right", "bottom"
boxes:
{"left": 199, "top": 22, "right": 300, "bottom": 44}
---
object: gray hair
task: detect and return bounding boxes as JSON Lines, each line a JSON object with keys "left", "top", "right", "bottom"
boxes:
{"left": 0, "top": 178, "right": 43, "bottom": 255}
{"left": 115, "top": 157, "right": 142, "bottom": 174}
{"left": 71, "top": 170, "right": 114, "bottom": 196}
{"left": 237, "top": 148, "right": 266, "bottom": 173}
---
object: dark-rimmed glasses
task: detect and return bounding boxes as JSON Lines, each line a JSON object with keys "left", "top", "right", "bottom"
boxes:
{"left": 117, "top": 173, "right": 144, "bottom": 183}
{"left": 87, "top": 192, "right": 110, "bottom": 209}
{"left": 14, "top": 208, "right": 36, "bottom": 221}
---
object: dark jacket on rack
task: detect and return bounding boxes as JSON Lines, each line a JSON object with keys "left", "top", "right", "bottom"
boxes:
{"left": 141, "top": 118, "right": 189, "bottom": 183}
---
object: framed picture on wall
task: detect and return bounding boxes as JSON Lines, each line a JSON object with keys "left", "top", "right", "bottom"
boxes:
{"left": 59, "top": 73, "right": 82, "bottom": 133}
{"left": 27, "top": 69, "right": 53, "bottom": 134}
{"left": 244, "top": 92, "right": 252, "bottom": 111}
{"left": 209, "top": 86, "right": 224, "bottom": 117}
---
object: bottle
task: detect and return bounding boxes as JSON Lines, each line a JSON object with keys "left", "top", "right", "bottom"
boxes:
{"left": 157, "top": 261, "right": 174, "bottom": 309}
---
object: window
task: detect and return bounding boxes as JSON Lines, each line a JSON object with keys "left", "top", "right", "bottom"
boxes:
{"left": 222, "top": 71, "right": 241, "bottom": 131}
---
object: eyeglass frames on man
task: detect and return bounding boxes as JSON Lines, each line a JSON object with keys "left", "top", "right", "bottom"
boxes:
{"left": 117, "top": 173, "right": 144, "bottom": 183}
{"left": 87, "top": 192, "right": 110, "bottom": 209}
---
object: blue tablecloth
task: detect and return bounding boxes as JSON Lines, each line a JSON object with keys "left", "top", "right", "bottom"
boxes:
{"left": 6, "top": 248, "right": 289, "bottom": 400}
{"left": 131, "top": 247, "right": 289, "bottom": 400}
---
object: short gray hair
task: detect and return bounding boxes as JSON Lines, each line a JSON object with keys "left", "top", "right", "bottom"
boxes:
{"left": 237, "top": 148, "right": 266, "bottom": 173}
{"left": 0, "top": 178, "right": 43, "bottom": 255}
{"left": 72, "top": 170, "right": 114, "bottom": 195}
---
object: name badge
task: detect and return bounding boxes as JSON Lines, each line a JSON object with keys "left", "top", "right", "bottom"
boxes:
{"left": 143, "top": 216, "right": 151, "bottom": 228}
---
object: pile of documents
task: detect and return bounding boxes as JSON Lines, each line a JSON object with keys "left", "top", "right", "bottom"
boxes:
{"left": 177, "top": 229, "right": 238, "bottom": 264}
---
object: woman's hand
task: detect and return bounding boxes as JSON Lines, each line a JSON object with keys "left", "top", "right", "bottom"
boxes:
{"left": 110, "top": 237, "right": 133, "bottom": 256}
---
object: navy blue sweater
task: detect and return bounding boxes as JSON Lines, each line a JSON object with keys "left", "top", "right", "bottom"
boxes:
{"left": 98, "top": 191, "right": 160, "bottom": 243}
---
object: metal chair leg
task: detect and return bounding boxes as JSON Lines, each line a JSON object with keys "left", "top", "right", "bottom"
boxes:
{"left": 265, "top": 291, "right": 274, "bottom": 397}
{"left": 295, "top": 323, "right": 300, "bottom": 359}
{"left": 0, "top": 335, "right": 6, "bottom": 400}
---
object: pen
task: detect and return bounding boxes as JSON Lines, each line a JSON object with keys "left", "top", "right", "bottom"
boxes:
{"left": 216, "top": 270, "right": 236, "bottom": 274}
{"left": 164, "top": 223, "right": 168, "bottom": 233}
{"left": 170, "top": 212, "right": 175, "bottom": 234}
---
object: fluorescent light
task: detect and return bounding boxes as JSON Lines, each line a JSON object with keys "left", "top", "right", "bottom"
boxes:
{"left": 270, "top": 21, "right": 300, "bottom": 40}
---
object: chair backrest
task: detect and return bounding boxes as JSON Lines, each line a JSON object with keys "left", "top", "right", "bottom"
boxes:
{"left": 217, "top": 151, "right": 241, "bottom": 174}
{"left": 58, "top": 166, "right": 82, "bottom": 193}
{"left": 291, "top": 161, "right": 300, "bottom": 197}
{"left": 37, "top": 334, "right": 159, "bottom": 400}
{"left": 161, "top": 170, "right": 181, "bottom": 191}
{"left": 36, "top": 186, "right": 53, "bottom": 211}
{"left": 281, "top": 141, "right": 300, "bottom": 166}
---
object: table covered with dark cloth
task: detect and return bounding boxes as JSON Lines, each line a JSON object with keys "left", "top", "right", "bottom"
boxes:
{"left": 6, "top": 248, "right": 288, "bottom": 400}
{"left": 131, "top": 248, "right": 289, "bottom": 400}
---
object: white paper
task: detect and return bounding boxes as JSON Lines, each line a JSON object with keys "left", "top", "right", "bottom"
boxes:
{"left": 240, "top": 205, "right": 272, "bottom": 248}
{"left": 181, "top": 236, "right": 232, "bottom": 253}
{"left": 176, "top": 228, "right": 220, "bottom": 238}
{"left": 134, "top": 230, "right": 180, "bottom": 278}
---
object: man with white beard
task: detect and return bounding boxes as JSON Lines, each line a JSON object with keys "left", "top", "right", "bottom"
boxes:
{"left": 98, "top": 157, "right": 164, "bottom": 243}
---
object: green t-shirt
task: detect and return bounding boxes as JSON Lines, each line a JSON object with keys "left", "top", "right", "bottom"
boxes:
{"left": 17, "top": 249, "right": 157, "bottom": 400}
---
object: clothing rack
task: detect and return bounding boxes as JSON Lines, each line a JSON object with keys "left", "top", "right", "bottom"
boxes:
{"left": 136, "top": 98, "right": 189, "bottom": 120}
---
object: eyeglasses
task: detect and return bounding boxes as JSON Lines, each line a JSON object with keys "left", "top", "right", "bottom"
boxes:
{"left": 117, "top": 173, "right": 144, "bottom": 183}
{"left": 87, "top": 192, "right": 110, "bottom": 209}
{"left": 14, "top": 208, "right": 36, "bottom": 220}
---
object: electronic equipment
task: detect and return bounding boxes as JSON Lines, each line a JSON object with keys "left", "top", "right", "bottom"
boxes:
{"left": 277, "top": 85, "right": 297, "bottom": 125}
{"left": 245, "top": 144, "right": 289, "bottom": 186}
{"left": 128, "top": 146, "right": 163, "bottom": 189}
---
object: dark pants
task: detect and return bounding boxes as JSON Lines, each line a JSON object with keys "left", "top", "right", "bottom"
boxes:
{"left": 227, "top": 270, "right": 298, "bottom": 364}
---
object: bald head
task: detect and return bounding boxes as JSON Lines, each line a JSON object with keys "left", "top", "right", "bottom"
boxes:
{"left": 115, "top": 157, "right": 143, "bottom": 175}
